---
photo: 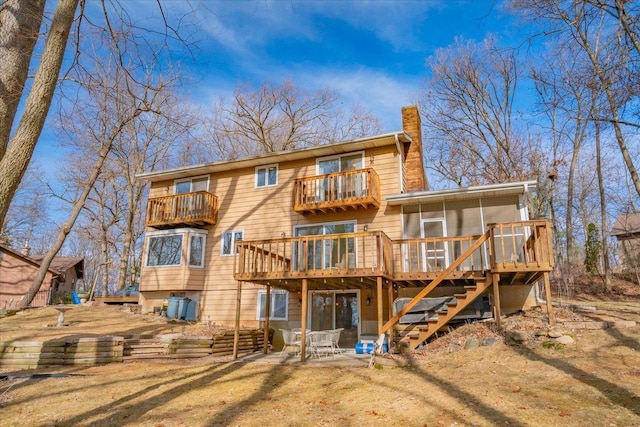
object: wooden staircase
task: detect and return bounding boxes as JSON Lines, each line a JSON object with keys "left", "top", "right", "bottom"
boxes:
{"left": 403, "top": 275, "right": 493, "bottom": 350}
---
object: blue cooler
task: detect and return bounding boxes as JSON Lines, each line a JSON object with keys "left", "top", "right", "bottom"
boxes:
{"left": 356, "top": 342, "right": 388, "bottom": 354}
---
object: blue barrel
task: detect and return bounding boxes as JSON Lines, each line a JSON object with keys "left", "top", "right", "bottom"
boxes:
{"left": 177, "top": 298, "right": 190, "bottom": 319}
{"left": 185, "top": 300, "right": 197, "bottom": 321}
{"left": 166, "top": 297, "right": 180, "bottom": 318}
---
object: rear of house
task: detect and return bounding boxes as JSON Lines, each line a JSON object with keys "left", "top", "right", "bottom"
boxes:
{"left": 138, "top": 106, "right": 553, "bottom": 352}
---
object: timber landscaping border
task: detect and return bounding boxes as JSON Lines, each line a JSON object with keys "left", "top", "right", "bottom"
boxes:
{"left": 0, "top": 329, "right": 272, "bottom": 369}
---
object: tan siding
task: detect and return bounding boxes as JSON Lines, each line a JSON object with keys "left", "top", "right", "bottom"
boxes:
{"left": 142, "top": 143, "right": 404, "bottom": 325}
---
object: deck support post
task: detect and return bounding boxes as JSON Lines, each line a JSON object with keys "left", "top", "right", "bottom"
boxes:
{"left": 387, "top": 281, "right": 395, "bottom": 345}
{"left": 263, "top": 285, "right": 271, "bottom": 354}
{"left": 376, "top": 277, "right": 383, "bottom": 335}
{"left": 492, "top": 273, "right": 501, "bottom": 329}
{"left": 543, "top": 272, "right": 555, "bottom": 327}
{"left": 233, "top": 281, "right": 243, "bottom": 359}
{"left": 300, "top": 278, "right": 309, "bottom": 361}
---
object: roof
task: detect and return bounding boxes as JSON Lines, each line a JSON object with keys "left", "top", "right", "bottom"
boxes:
{"left": 137, "top": 132, "right": 412, "bottom": 182}
{"left": 611, "top": 213, "right": 640, "bottom": 236}
{"left": 386, "top": 180, "right": 537, "bottom": 205}
{"left": 0, "top": 244, "right": 61, "bottom": 277}
{"left": 31, "top": 256, "right": 84, "bottom": 279}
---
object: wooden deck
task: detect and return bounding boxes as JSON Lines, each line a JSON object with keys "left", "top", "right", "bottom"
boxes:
{"left": 145, "top": 191, "right": 218, "bottom": 229}
{"left": 234, "top": 221, "right": 553, "bottom": 289}
{"left": 292, "top": 168, "right": 380, "bottom": 215}
{"left": 234, "top": 221, "right": 554, "bottom": 349}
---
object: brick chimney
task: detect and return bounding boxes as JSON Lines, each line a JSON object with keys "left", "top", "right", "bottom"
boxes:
{"left": 401, "top": 106, "right": 428, "bottom": 192}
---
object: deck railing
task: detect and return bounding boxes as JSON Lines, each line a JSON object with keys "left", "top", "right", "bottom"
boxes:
{"left": 293, "top": 168, "right": 380, "bottom": 213}
{"left": 234, "top": 221, "right": 553, "bottom": 281}
{"left": 235, "top": 231, "right": 394, "bottom": 279}
{"left": 490, "top": 220, "right": 554, "bottom": 271}
{"left": 392, "top": 235, "right": 488, "bottom": 274}
{"left": 145, "top": 191, "right": 218, "bottom": 228}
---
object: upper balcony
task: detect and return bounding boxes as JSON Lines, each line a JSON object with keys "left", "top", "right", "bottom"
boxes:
{"left": 293, "top": 168, "right": 381, "bottom": 215}
{"left": 145, "top": 191, "right": 218, "bottom": 229}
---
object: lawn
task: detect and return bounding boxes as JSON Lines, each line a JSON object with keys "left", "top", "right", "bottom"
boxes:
{"left": 1, "top": 302, "right": 639, "bottom": 426}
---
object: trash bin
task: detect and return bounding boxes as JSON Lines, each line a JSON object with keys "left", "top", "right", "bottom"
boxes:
{"left": 177, "top": 297, "right": 190, "bottom": 320}
{"left": 185, "top": 299, "right": 197, "bottom": 321}
{"left": 166, "top": 297, "right": 180, "bottom": 318}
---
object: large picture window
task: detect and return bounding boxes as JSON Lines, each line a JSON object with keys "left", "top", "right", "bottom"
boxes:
{"left": 145, "top": 229, "right": 207, "bottom": 268}
{"left": 221, "top": 230, "right": 243, "bottom": 256}
{"left": 255, "top": 164, "right": 278, "bottom": 188}
{"left": 257, "top": 290, "right": 289, "bottom": 320}
{"left": 175, "top": 175, "right": 209, "bottom": 194}
{"left": 147, "top": 235, "right": 183, "bottom": 267}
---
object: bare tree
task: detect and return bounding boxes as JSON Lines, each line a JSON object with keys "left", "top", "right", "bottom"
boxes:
{"left": 511, "top": 0, "right": 640, "bottom": 200}
{"left": 198, "top": 80, "right": 382, "bottom": 162}
{"left": 18, "top": 32, "right": 177, "bottom": 308}
{"left": 0, "top": 0, "right": 79, "bottom": 227}
{"left": 418, "top": 36, "right": 538, "bottom": 187}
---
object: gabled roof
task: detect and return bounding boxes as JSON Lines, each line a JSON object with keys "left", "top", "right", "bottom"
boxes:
{"left": 30, "top": 256, "right": 84, "bottom": 279}
{"left": 611, "top": 213, "right": 640, "bottom": 236}
{"left": 0, "top": 244, "right": 61, "bottom": 277}
{"left": 137, "top": 132, "right": 412, "bottom": 183}
{"left": 386, "top": 180, "right": 537, "bottom": 205}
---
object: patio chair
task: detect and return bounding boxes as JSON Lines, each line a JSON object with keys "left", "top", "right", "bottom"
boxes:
{"left": 279, "top": 329, "right": 302, "bottom": 358}
{"left": 308, "top": 330, "right": 335, "bottom": 359}
{"left": 368, "top": 333, "right": 386, "bottom": 368}
{"left": 329, "top": 328, "right": 343, "bottom": 354}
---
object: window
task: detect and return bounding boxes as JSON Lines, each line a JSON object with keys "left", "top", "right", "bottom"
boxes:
{"left": 188, "top": 235, "right": 205, "bottom": 267}
{"left": 145, "top": 229, "right": 208, "bottom": 268}
{"left": 255, "top": 164, "right": 278, "bottom": 188}
{"left": 147, "top": 235, "right": 183, "bottom": 267}
{"left": 221, "top": 230, "right": 243, "bottom": 256}
{"left": 257, "top": 290, "right": 289, "bottom": 320}
{"left": 175, "top": 175, "right": 209, "bottom": 194}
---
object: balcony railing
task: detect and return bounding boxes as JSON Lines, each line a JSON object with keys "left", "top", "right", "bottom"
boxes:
{"left": 145, "top": 191, "right": 218, "bottom": 228}
{"left": 293, "top": 168, "right": 380, "bottom": 215}
{"left": 233, "top": 221, "right": 553, "bottom": 284}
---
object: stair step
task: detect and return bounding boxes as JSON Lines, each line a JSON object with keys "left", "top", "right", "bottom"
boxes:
{"left": 464, "top": 285, "right": 477, "bottom": 291}
{"left": 454, "top": 293, "right": 468, "bottom": 299}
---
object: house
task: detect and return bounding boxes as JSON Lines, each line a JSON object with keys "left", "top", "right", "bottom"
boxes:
{"left": 611, "top": 213, "right": 640, "bottom": 273}
{"left": 137, "top": 106, "right": 554, "bottom": 356}
{"left": 0, "top": 244, "right": 84, "bottom": 309}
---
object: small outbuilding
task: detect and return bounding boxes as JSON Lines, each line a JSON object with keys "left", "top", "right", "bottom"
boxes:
{"left": 611, "top": 213, "right": 640, "bottom": 273}
{"left": 0, "top": 244, "right": 84, "bottom": 309}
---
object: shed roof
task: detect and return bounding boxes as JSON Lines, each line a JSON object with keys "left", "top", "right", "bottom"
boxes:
{"left": 611, "top": 213, "right": 640, "bottom": 236}
{"left": 386, "top": 180, "right": 537, "bottom": 205}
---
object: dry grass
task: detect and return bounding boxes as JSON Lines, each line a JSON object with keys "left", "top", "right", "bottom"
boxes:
{"left": 1, "top": 297, "right": 639, "bottom": 426}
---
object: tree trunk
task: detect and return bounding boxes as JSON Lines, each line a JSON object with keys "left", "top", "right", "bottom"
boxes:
{"left": 593, "top": 90, "right": 611, "bottom": 291}
{"left": 0, "top": 0, "right": 79, "bottom": 229}
{"left": 18, "top": 135, "right": 115, "bottom": 308}
{"left": 0, "top": 0, "right": 45, "bottom": 158}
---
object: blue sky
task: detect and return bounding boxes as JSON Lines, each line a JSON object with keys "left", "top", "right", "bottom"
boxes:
{"left": 159, "top": 0, "right": 516, "bottom": 131}
{"left": 35, "top": 0, "right": 517, "bottom": 177}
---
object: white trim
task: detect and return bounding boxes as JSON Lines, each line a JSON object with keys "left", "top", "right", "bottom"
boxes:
{"left": 254, "top": 164, "right": 279, "bottom": 188}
